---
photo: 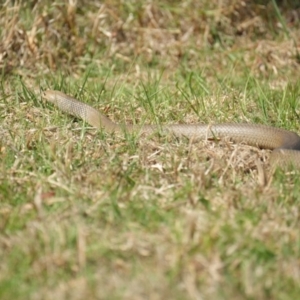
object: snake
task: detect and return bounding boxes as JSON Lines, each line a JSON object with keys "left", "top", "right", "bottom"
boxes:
{"left": 41, "top": 90, "right": 300, "bottom": 168}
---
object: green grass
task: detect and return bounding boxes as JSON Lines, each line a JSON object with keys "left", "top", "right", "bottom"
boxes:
{"left": 1, "top": 1, "right": 300, "bottom": 299}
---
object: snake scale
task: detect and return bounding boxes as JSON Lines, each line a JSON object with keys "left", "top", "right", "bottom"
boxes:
{"left": 41, "top": 90, "right": 300, "bottom": 168}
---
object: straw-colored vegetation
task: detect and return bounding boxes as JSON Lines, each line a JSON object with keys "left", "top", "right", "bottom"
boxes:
{"left": 1, "top": 1, "right": 300, "bottom": 299}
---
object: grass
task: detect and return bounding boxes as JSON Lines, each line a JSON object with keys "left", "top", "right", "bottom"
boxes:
{"left": 1, "top": 1, "right": 300, "bottom": 299}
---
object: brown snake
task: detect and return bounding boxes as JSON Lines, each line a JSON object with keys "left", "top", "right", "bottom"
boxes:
{"left": 41, "top": 90, "right": 300, "bottom": 168}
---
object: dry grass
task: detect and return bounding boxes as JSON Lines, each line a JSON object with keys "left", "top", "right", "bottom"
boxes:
{"left": 1, "top": 1, "right": 300, "bottom": 299}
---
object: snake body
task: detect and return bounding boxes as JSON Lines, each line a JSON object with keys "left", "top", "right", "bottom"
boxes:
{"left": 42, "top": 90, "right": 300, "bottom": 168}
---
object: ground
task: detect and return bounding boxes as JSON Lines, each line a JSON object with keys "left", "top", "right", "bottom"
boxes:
{"left": 1, "top": 1, "right": 300, "bottom": 299}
